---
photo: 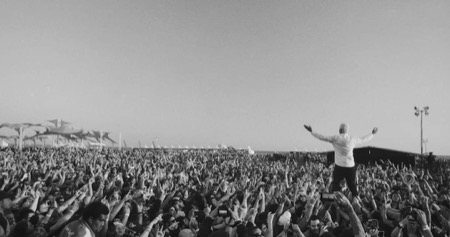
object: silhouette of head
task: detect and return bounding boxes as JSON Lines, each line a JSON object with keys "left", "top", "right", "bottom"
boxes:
{"left": 339, "top": 123, "right": 349, "bottom": 134}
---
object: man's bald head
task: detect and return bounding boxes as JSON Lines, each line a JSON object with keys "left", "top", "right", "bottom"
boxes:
{"left": 339, "top": 123, "right": 349, "bottom": 134}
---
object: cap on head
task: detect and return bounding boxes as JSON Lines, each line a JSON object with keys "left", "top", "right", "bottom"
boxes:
{"left": 339, "top": 123, "right": 349, "bottom": 134}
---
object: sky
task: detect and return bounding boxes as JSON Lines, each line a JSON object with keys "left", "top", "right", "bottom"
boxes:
{"left": 0, "top": 1, "right": 449, "bottom": 155}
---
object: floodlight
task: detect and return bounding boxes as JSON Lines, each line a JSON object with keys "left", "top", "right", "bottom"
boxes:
{"left": 413, "top": 106, "right": 430, "bottom": 156}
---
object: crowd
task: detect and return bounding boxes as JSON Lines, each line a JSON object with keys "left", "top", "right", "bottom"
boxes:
{"left": 0, "top": 147, "right": 449, "bottom": 237}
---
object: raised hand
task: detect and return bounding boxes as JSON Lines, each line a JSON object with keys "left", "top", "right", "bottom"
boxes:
{"left": 228, "top": 205, "right": 240, "bottom": 221}
{"left": 152, "top": 214, "right": 163, "bottom": 224}
{"left": 319, "top": 225, "right": 329, "bottom": 236}
{"left": 313, "top": 199, "right": 323, "bottom": 214}
{"left": 414, "top": 208, "right": 428, "bottom": 227}
{"left": 304, "top": 125, "right": 313, "bottom": 132}
{"left": 137, "top": 202, "right": 144, "bottom": 213}
{"left": 101, "top": 197, "right": 111, "bottom": 211}
{"left": 421, "top": 196, "right": 429, "bottom": 208}
{"left": 310, "top": 180, "right": 318, "bottom": 193}
{"left": 27, "top": 187, "right": 36, "bottom": 198}
{"left": 372, "top": 127, "right": 378, "bottom": 134}
{"left": 69, "top": 200, "right": 80, "bottom": 213}
{"left": 334, "top": 192, "right": 353, "bottom": 212}
{"left": 259, "top": 187, "right": 265, "bottom": 199}
{"left": 98, "top": 181, "right": 105, "bottom": 192}
{"left": 156, "top": 225, "right": 165, "bottom": 237}
{"left": 156, "top": 212, "right": 164, "bottom": 221}
{"left": 247, "top": 207, "right": 256, "bottom": 217}
{"left": 88, "top": 177, "right": 95, "bottom": 185}
{"left": 3, "top": 175, "right": 11, "bottom": 185}
{"left": 124, "top": 202, "right": 131, "bottom": 215}
{"left": 143, "top": 187, "right": 154, "bottom": 201}
{"left": 186, "top": 158, "right": 194, "bottom": 169}
{"left": 37, "top": 189, "right": 46, "bottom": 198}
{"left": 124, "top": 192, "right": 132, "bottom": 201}
{"left": 204, "top": 204, "right": 212, "bottom": 216}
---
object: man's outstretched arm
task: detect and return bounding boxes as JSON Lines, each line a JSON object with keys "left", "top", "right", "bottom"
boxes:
{"left": 304, "top": 124, "right": 335, "bottom": 143}
{"left": 355, "top": 127, "right": 378, "bottom": 144}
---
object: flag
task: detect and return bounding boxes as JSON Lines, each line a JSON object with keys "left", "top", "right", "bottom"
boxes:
{"left": 248, "top": 146, "right": 255, "bottom": 155}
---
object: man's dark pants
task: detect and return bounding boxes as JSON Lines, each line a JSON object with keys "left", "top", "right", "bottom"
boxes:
{"left": 331, "top": 165, "right": 358, "bottom": 197}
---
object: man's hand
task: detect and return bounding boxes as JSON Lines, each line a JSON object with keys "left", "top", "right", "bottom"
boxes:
{"left": 156, "top": 225, "right": 164, "bottom": 237}
{"left": 69, "top": 200, "right": 80, "bottom": 213}
{"left": 334, "top": 191, "right": 353, "bottom": 212}
{"left": 414, "top": 208, "right": 428, "bottom": 227}
{"left": 304, "top": 125, "right": 312, "bottom": 133}
{"left": 124, "top": 202, "right": 131, "bottom": 216}
{"left": 372, "top": 127, "right": 378, "bottom": 135}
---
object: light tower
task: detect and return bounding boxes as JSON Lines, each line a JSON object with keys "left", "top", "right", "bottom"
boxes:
{"left": 414, "top": 106, "right": 429, "bottom": 156}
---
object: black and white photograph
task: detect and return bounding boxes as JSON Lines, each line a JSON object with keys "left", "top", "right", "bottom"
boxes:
{"left": 0, "top": 1, "right": 449, "bottom": 237}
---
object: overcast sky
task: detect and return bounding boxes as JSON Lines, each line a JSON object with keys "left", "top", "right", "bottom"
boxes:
{"left": 1, "top": 1, "right": 449, "bottom": 154}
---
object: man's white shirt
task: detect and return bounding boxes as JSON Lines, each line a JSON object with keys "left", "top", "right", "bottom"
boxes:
{"left": 311, "top": 132, "right": 374, "bottom": 167}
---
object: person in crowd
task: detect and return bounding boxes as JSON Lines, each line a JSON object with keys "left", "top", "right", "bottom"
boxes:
{"left": 0, "top": 191, "right": 13, "bottom": 237}
{"left": 303, "top": 215, "right": 322, "bottom": 237}
{"left": 304, "top": 123, "right": 378, "bottom": 199}
{"left": 59, "top": 201, "right": 109, "bottom": 237}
